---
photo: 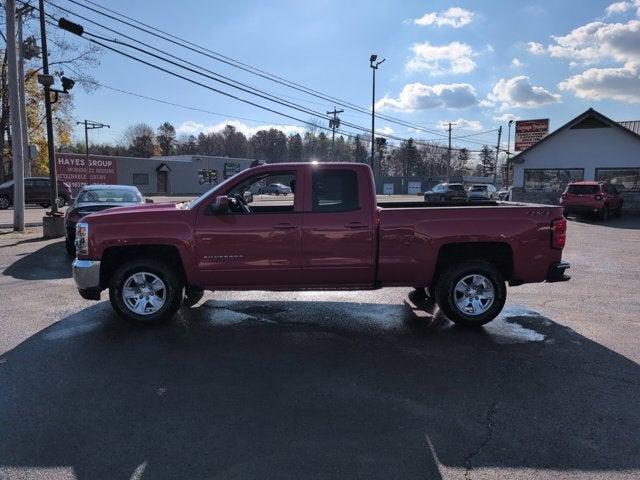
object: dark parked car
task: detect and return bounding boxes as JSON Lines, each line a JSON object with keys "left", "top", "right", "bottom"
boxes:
{"left": 64, "top": 184, "right": 148, "bottom": 255}
{"left": 0, "top": 177, "right": 72, "bottom": 210}
{"left": 560, "top": 181, "right": 623, "bottom": 220}
{"left": 424, "top": 183, "right": 468, "bottom": 202}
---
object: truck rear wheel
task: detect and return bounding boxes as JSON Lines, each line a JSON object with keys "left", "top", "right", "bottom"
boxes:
{"left": 109, "top": 258, "right": 183, "bottom": 325}
{"left": 434, "top": 260, "right": 506, "bottom": 327}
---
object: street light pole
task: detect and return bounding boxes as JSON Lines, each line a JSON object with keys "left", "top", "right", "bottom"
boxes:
{"left": 369, "top": 54, "right": 384, "bottom": 176}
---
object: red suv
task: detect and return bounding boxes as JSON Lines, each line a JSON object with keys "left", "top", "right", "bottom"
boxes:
{"left": 0, "top": 177, "right": 72, "bottom": 210}
{"left": 560, "top": 181, "right": 623, "bottom": 220}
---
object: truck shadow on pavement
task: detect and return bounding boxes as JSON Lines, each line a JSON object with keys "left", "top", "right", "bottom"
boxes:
{"left": 2, "top": 240, "right": 71, "bottom": 280}
{"left": 1, "top": 296, "right": 639, "bottom": 479}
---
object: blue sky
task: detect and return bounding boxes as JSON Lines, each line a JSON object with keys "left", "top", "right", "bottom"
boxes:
{"left": 56, "top": 0, "right": 640, "bottom": 151}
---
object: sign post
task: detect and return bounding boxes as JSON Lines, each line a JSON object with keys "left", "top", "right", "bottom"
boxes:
{"left": 514, "top": 119, "right": 549, "bottom": 152}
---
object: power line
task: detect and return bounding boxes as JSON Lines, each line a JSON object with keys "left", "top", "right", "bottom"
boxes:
{"left": 57, "top": 0, "right": 453, "bottom": 139}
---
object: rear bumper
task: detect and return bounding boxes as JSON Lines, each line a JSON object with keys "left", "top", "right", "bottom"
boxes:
{"left": 546, "top": 261, "right": 571, "bottom": 283}
{"left": 72, "top": 259, "right": 102, "bottom": 300}
{"left": 562, "top": 205, "right": 601, "bottom": 215}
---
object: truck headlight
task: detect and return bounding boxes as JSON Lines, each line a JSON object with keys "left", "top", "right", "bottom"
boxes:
{"left": 75, "top": 222, "right": 89, "bottom": 255}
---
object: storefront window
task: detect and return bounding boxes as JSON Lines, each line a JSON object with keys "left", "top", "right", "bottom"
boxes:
{"left": 524, "top": 169, "right": 584, "bottom": 191}
{"left": 595, "top": 168, "right": 640, "bottom": 191}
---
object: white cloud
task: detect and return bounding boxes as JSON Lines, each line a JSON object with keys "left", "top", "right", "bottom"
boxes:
{"left": 406, "top": 41, "right": 477, "bottom": 75}
{"left": 376, "top": 126, "right": 395, "bottom": 135}
{"left": 492, "top": 113, "right": 521, "bottom": 122}
{"left": 544, "top": 20, "right": 640, "bottom": 64}
{"left": 375, "top": 83, "right": 479, "bottom": 112}
{"left": 527, "top": 41, "right": 546, "bottom": 55}
{"left": 443, "top": 118, "right": 484, "bottom": 131}
{"left": 511, "top": 58, "right": 524, "bottom": 67}
{"left": 487, "top": 76, "right": 561, "bottom": 109}
{"left": 605, "top": 1, "right": 637, "bottom": 16}
{"left": 558, "top": 62, "right": 640, "bottom": 103}
{"left": 176, "top": 120, "right": 306, "bottom": 137}
{"left": 412, "top": 7, "right": 474, "bottom": 28}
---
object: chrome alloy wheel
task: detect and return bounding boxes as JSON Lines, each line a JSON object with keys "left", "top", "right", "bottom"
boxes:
{"left": 122, "top": 272, "right": 166, "bottom": 315}
{"left": 453, "top": 274, "right": 495, "bottom": 316}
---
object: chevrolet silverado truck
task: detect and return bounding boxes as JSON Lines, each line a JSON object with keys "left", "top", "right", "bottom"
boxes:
{"left": 72, "top": 162, "right": 570, "bottom": 326}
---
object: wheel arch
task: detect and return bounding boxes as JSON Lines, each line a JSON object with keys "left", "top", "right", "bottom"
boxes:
{"left": 434, "top": 242, "right": 514, "bottom": 283}
{"left": 100, "top": 244, "right": 190, "bottom": 289}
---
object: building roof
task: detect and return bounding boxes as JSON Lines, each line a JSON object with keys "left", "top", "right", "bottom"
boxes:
{"left": 620, "top": 120, "right": 640, "bottom": 135}
{"left": 509, "top": 108, "right": 640, "bottom": 164}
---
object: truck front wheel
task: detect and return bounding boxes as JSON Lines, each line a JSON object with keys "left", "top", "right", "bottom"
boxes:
{"left": 434, "top": 260, "right": 506, "bottom": 327}
{"left": 109, "top": 258, "right": 183, "bottom": 325}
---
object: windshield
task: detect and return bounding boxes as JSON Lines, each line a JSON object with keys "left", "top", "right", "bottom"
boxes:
{"left": 76, "top": 188, "right": 142, "bottom": 203}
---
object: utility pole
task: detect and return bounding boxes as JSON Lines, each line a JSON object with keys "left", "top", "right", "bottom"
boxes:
{"left": 494, "top": 125, "right": 502, "bottom": 186}
{"left": 444, "top": 122, "right": 456, "bottom": 183}
{"left": 369, "top": 54, "right": 385, "bottom": 175}
{"left": 326, "top": 107, "right": 343, "bottom": 161}
{"left": 38, "top": 0, "right": 65, "bottom": 237}
{"left": 17, "top": 8, "right": 31, "bottom": 177}
{"left": 505, "top": 120, "right": 514, "bottom": 187}
{"left": 77, "top": 120, "right": 110, "bottom": 183}
{"left": 5, "top": 0, "right": 25, "bottom": 232}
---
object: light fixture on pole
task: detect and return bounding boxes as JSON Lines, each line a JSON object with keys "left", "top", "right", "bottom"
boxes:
{"left": 369, "top": 54, "right": 385, "bottom": 176}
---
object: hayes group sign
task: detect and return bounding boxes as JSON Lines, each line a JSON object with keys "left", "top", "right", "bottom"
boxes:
{"left": 514, "top": 119, "right": 549, "bottom": 152}
{"left": 55, "top": 153, "right": 118, "bottom": 195}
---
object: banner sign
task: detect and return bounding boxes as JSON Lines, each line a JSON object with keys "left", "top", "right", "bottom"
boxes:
{"left": 55, "top": 153, "right": 118, "bottom": 195}
{"left": 514, "top": 119, "right": 549, "bottom": 151}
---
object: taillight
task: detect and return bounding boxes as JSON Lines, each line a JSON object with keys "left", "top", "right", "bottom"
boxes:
{"left": 595, "top": 194, "right": 603, "bottom": 201}
{"left": 551, "top": 218, "right": 566, "bottom": 250}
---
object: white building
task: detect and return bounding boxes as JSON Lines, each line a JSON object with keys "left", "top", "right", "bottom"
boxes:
{"left": 509, "top": 109, "right": 640, "bottom": 209}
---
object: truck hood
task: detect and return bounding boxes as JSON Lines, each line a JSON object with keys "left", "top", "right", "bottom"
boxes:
{"left": 83, "top": 202, "right": 180, "bottom": 220}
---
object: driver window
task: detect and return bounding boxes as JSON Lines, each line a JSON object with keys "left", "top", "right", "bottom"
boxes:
{"left": 228, "top": 171, "right": 296, "bottom": 214}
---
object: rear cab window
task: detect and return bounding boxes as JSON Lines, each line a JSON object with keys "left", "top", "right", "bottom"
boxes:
{"left": 312, "top": 169, "right": 359, "bottom": 212}
{"left": 567, "top": 185, "right": 599, "bottom": 195}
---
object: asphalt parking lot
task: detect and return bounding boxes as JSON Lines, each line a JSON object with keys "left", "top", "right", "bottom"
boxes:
{"left": 0, "top": 216, "right": 639, "bottom": 479}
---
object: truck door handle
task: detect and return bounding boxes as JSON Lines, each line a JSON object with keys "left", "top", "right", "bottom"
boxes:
{"left": 344, "top": 222, "right": 369, "bottom": 229}
{"left": 273, "top": 223, "right": 297, "bottom": 230}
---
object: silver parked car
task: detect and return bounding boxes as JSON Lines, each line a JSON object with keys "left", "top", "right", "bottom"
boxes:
{"left": 265, "top": 183, "right": 292, "bottom": 195}
{"left": 468, "top": 184, "right": 497, "bottom": 201}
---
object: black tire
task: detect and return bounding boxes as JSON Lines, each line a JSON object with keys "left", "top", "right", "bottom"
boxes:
{"left": 434, "top": 260, "right": 506, "bottom": 327}
{"left": 0, "top": 195, "right": 10, "bottom": 210}
{"left": 109, "top": 258, "right": 183, "bottom": 325}
{"left": 614, "top": 204, "right": 622, "bottom": 217}
{"left": 601, "top": 205, "right": 609, "bottom": 221}
{"left": 65, "top": 235, "right": 75, "bottom": 256}
{"left": 183, "top": 287, "right": 205, "bottom": 307}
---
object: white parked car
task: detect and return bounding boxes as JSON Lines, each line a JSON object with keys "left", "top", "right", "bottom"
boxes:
{"left": 468, "top": 184, "right": 497, "bottom": 201}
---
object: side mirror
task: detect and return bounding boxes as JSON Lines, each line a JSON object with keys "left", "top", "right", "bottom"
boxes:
{"left": 208, "top": 195, "right": 229, "bottom": 215}
{"left": 243, "top": 190, "right": 253, "bottom": 204}
{"left": 145, "top": 198, "right": 154, "bottom": 203}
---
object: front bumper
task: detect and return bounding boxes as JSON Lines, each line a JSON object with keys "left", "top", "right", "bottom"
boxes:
{"left": 546, "top": 261, "right": 571, "bottom": 283}
{"left": 72, "top": 259, "right": 102, "bottom": 300}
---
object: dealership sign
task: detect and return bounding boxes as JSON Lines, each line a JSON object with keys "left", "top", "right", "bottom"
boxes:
{"left": 55, "top": 153, "right": 118, "bottom": 195}
{"left": 514, "top": 119, "right": 549, "bottom": 151}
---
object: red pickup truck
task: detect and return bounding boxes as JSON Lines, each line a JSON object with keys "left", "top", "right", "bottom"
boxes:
{"left": 72, "top": 162, "right": 570, "bottom": 327}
